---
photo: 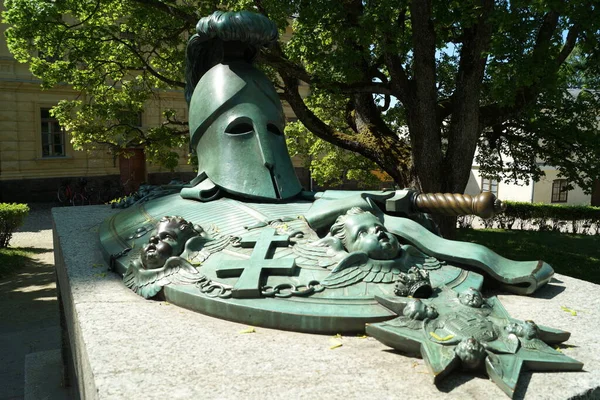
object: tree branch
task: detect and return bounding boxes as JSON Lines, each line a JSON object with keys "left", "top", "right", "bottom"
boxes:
{"left": 260, "top": 45, "right": 394, "bottom": 96}
{"left": 354, "top": 93, "right": 399, "bottom": 140}
{"left": 102, "top": 30, "right": 185, "bottom": 88}
{"left": 258, "top": 48, "right": 313, "bottom": 82}
{"left": 336, "top": 82, "right": 394, "bottom": 95}
{"left": 129, "top": 0, "right": 198, "bottom": 25}
{"left": 280, "top": 71, "right": 384, "bottom": 161}
{"left": 383, "top": 53, "right": 412, "bottom": 105}
{"left": 557, "top": 24, "right": 580, "bottom": 66}
{"left": 436, "top": 98, "right": 453, "bottom": 125}
{"left": 281, "top": 75, "right": 357, "bottom": 150}
{"left": 479, "top": 9, "right": 580, "bottom": 129}
{"left": 406, "top": 0, "right": 443, "bottom": 191}
{"left": 532, "top": 11, "right": 559, "bottom": 58}
{"left": 410, "top": 0, "right": 437, "bottom": 102}
{"left": 444, "top": 0, "right": 494, "bottom": 192}
{"left": 66, "top": 0, "right": 102, "bottom": 29}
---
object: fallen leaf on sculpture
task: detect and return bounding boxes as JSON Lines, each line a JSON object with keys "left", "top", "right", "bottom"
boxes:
{"left": 560, "top": 305, "right": 577, "bottom": 316}
{"left": 239, "top": 327, "right": 256, "bottom": 334}
{"left": 429, "top": 331, "right": 454, "bottom": 341}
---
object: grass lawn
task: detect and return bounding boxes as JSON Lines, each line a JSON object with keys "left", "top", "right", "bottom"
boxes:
{"left": 0, "top": 248, "right": 34, "bottom": 279}
{"left": 456, "top": 228, "right": 600, "bottom": 285}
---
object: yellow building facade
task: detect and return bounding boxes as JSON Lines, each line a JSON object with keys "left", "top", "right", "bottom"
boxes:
{"left": 0, "top": 10, "right": 203, "bottom": 201}
{"left": 0, "top": 11, "right": 312, "bottom": 202}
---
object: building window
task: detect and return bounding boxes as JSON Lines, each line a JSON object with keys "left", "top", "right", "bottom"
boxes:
{"left": 481, "top": 178, "right": 498, "bottom": 197}
{"left": 118, "top": 110, "right": 143, "bottom": 129}
{"left": 41, "top": 108, "right": 65, "bottom": 157}
{"left": 551, "top": 179, "right": 569, "bottom": 203}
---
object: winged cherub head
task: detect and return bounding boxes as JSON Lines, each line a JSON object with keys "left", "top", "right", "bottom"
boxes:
{"left": 455, "top": 337, "right": 486, "bottom": 369}
{"left": 330, "top": 207, "right": 401, "bottom": 260}
{"left": 505, "top": 320, "right": 540, "bottom": 340}
{"left": 141, "top": 216, "right": 201, "bottom": 269}
{"left": 458, "top": 287, "right": 484, "bottom": 308}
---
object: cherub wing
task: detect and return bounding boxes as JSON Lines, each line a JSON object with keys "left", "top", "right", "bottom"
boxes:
{"left": 321, "top": 252, "right": 404, "bottom": 288}
{"left": 520, "top": 338, "right": 560, "bottom": 354}
{"left": 184, "top": 228, "right": 236, "bottom": 266}
{"left": 385, "top": 316, "right": 424, "bottom": 330}
{"left": 292, "top": 235, "right": 346, "bottom": 269}
{"left": 123, "top": 257, "right": 204, "bottom": 299}
{"left": 403, "top": 245, "right": 445, "bottom": 270}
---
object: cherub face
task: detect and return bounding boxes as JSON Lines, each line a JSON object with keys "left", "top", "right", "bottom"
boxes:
{"left": 505, "top": 320, "right": 539, "bottom": 339}
{"left": 455, "top": 337, "right": 485, "bottom": 369}
{"left": 343, "top": 213, "right": 400, "bottom": 260}
{"left": 403, "top": 299, "right": 438, "bottom": 320}
{"left": 140, "top": 218, "right": 197, "bottom": 269}
{"left": 459, "top": 288, "right": 484, "bottom": 308}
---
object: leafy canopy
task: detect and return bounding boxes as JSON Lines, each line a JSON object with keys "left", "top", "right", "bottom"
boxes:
{"left": 3, "top": 0, "right": 600, "bottom": 192}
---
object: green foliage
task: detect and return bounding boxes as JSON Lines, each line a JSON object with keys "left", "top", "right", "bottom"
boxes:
{"left": 280, "top": 0, "right": 600, "bottom": 192}
{"left": 3, "top": 1, "right": 600, "bottom": 192}
{"left": 286, "top": 128, "right": 386, "bottom": 189}
{"left": 504, "top": 201, "right": 600, "bottom": 234}
{"left": 456, "top": 229, "right": 600, "bottom": 284}
{"left": 566, "top": 45, "right": 600, "bottom": 89}
{"left": 2, "top": 0, "right": 202, "bottom": 167}
{"left": 285, "top": 90, "right": 384, "bottom": 188}
{"left": 0, "top": 203, "right": 30, "bottom": 248}
{"left": 476, "top": 89, "right": 600, "bottom": 192}
{"left": 461, "top": 201, "right": 600, "bottom": 235}
{"left": 0, "top": 248, "right": 33, "bottom": 279}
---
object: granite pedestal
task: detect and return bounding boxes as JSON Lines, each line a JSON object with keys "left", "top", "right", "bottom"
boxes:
{"left": 53, "top": 206, "right": 599, "bottom": 399}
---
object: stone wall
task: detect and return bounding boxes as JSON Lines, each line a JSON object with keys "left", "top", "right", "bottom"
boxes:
{"left": 0, "top": 172, "right": 199, "bottom": 203}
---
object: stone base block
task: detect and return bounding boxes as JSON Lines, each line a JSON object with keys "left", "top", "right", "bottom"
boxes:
{"left": 52, "top": 206, "right": 600, "bottom": 399}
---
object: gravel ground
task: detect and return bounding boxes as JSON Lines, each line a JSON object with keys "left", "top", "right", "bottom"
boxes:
{"left": 10, "top": 203, "right": 56, "bottom": 248}
{"left": 0, "top": 203, "right": 62, "bottom": 399}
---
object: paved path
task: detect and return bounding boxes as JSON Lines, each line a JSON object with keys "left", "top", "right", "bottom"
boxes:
{"left": 0, "top": 204, "right": 63, "bottom": 400}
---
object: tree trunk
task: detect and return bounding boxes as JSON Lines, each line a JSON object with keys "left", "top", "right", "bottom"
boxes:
{"left": 408, "top": 0, "right": 443, "bottom": 194}
{"left": 434, "top": 215, "right": 458, "bottom": 240}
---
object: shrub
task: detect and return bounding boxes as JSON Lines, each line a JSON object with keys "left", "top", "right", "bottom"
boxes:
{"left": 457, "top": 215, "right": 475, "bottom": 229}
{"left": 497, "top": 201, "right": 600, "bottom": 234}
{"left": 0, "top": 203, "right": 29, "bottom": 248}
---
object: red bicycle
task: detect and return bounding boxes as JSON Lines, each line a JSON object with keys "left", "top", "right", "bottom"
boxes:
{"left": 57, "top": 178, "right": 95, "bottom": 206}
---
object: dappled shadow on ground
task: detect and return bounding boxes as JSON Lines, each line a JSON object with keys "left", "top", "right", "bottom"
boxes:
{"left": 0, "top": 251, "right": 59, "bottom": 332}
{"left": 9, "top": 246, "right": 50, "bottom": 255}
{"left": 487, "top": 283, "right": 566, "bottom": 300}
{"left": 530, "top": 281, "right": 566, "bottom": 299}
{"left": 0, "top": 246, "right": 61, "bottom": 398}
{"left": 436, "top": 371, "right": 481, "bottom": 395}
{"left": 510, "top": 371, "right": 533, "bottom": 400}
{"left": 380, "top": 343, "right": 550, "bottom": 399}
{"left": 14, "top": 203, "right": 57, "bottom": 233}
{"left": 0, "top": 247, "right": 53, "bottom": 279}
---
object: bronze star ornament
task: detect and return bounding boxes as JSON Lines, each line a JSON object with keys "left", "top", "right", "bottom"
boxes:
{"left": 367, "top": 287, "right": 583, "bottom": 398}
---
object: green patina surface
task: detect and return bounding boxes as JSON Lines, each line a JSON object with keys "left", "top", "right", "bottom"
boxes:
{"left": 97, "top": 10, "right": 583, "bottom": 398}
{"left": 215, "top": 228, "right": 296, "bottom": 298}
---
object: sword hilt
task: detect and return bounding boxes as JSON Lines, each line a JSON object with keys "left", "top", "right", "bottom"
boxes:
{"left": 414, "top": 192, "right": 504, "bottom": 219}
